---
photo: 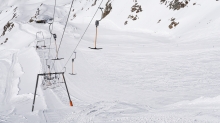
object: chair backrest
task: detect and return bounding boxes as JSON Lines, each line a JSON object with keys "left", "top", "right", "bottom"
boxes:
{"left": 36, "top": 31, "right": 45, "bottom": 40}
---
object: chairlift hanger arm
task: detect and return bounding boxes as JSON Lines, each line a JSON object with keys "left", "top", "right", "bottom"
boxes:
{"left": 71, "top": 52, "right": 77, "bottom": 62}
{"left": 95, "top": 7, "right": 104, "bottom": 27}
{"left": 98, "top": 7, "right": 104, "bottom": 21}
{"left": 49, "top": 23, "right": 57, "bottom": 41}
{"left": 49, "top": 23, "right": 53, "bottom": 35}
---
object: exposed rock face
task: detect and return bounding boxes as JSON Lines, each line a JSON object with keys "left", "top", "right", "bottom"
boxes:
{"left": 125, "top": 1, "right": 143, "bottom": 25}
{"left": 1, "top": 22, "right": 14, "bottom": 36}
{"left": 168, "top": 17, "right": 179, "bottom": 29}
{"left": 102, "top": 0, "right": 113, "bottom": 19}
{"left": 92, "top": 0, "right": 98, "bottom": 6}
{"left": 160, "top": 0, "right": 190, "bottom": 10}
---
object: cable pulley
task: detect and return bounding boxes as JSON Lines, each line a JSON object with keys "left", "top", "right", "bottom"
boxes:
{"left": 35, "top": 31, "right": 46, "bottom": 49}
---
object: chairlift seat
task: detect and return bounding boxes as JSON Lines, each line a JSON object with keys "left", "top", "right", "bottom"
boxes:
{"left": 88, "top": 47, "right": 102, "bottom": 50}
{"left": 69, "top": 73, "right": 77, "bottom": 75}
{"left": 52, "top": 58, "right": 64, "bottom": 60}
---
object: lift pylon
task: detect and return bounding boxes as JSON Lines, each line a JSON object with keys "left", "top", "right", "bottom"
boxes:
{"left": 32, "top": 72, "right": 73, "bottom": 112}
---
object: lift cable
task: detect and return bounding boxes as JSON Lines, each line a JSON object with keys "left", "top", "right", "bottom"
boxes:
{"left": 50, "top": 0, "right": 104, "bottom": 71}
{"left": 50, "top": 0, "right": 74, "bottom": 72}
{"left": 47, "top": 0, "right": 59, "bottom": 73}
{"left": 61, "top": 0, "right": 104, "bottom": 71}
{"left": 48, "top": 0, "right": 56, "bottom": 56}
{"left": 47, "top": 0, "right": 57, "bottom": 69}
{"left": 56, "top": 0, "right": 75, "bottom": 58}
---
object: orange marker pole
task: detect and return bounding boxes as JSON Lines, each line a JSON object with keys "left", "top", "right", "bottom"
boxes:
{"left": 70, "top": 101, "right": 73, "bottom": 106}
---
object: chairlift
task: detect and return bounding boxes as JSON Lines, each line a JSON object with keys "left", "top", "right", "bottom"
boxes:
{"left": 69, "top": 52, "right": 77, "bottom": 75}
{"left": 36, "top": 40, "right": 46, "bottom": 48}
{"left": 89, "top": 7, "right": 103, "bottom": 50}
{"left": 48, "top": 23, "right": 64, "bottom": 60}
{"left": 36, "top": 31, "right": 45, "bottom": 40}
{"left": 35, "top": 31, "right": 46, "bottom": 49}
{"left": 49, "top": 23, "right": 57, "bottom": 41}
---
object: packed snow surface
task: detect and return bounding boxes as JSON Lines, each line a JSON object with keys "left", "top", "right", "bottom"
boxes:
{"left": 0, "top": 0, "right": 220, "bottom": 122}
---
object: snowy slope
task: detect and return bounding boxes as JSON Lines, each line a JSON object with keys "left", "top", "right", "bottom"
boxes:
{"left": 0, "top": 0, "right": 220, "bottom": 122}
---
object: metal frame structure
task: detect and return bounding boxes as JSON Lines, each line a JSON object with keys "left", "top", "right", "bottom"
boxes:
{"left": 32, "top": 72, "right": 73, "bottom": 112}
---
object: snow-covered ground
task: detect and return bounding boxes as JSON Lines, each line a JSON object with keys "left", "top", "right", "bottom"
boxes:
{"left": 0, "top": 0, "right": 220, "bottom": 122}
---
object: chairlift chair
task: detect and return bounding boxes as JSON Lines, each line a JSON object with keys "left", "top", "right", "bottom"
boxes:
{"left": 36, "top": 40, "right": 46, "bottom": 48}
{"left": 89, "top": 7, "right": 104, "bottom": 50}
{"left": 48, "top": 23, "right": 64, "bottom": 60}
